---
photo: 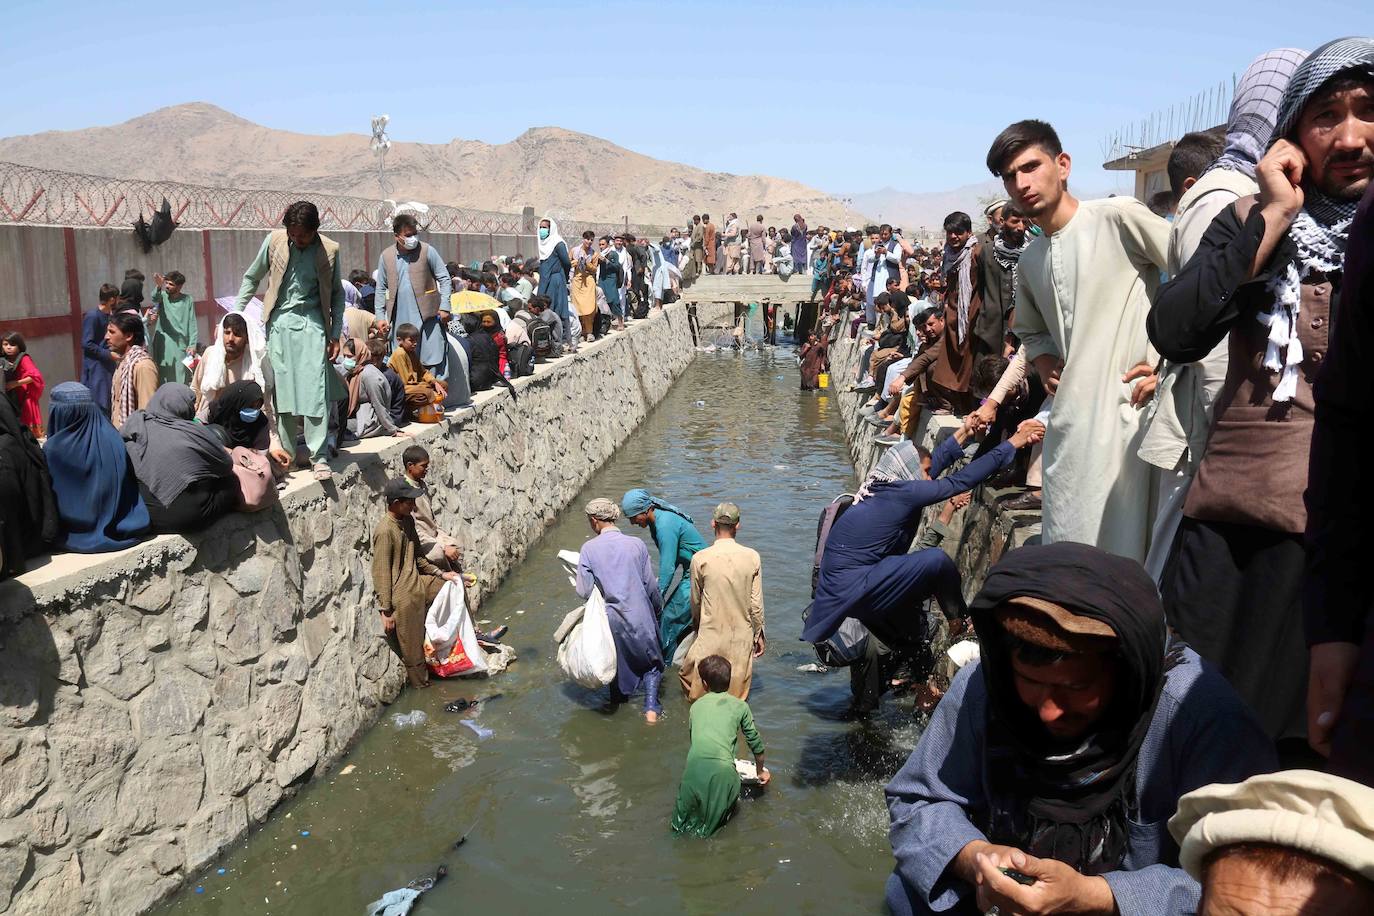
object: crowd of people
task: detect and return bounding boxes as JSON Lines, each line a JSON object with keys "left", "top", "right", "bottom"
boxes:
{"left": 784, "top": 37, "right": 1374, "bottom": 915}
{"left": 0, "top": 206, "right": 696, "bottom": 576}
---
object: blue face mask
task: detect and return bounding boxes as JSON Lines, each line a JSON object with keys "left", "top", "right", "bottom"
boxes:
{"left": 340, "top": 358, "right": 357, "bottom": 372}
{"left": 239, "top": 407, "right": 262, "bottom": 424}
{"left": 538, "top": 228, "right": 550, "bottom": 240}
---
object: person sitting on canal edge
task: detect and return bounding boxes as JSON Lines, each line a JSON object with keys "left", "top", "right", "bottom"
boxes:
{"left": 372, "top": 477, "right": 462, "bottom": 689}
{"left": 389, "top": 323, "right": 446, "bottom": 421}
{"left": 671, "top": 654, "right": 769, "bottom": 838}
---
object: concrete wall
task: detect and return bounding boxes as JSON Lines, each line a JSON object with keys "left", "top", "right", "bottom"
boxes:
{"left": 827, "top": 322, "right": 1043, "bottom": 602}
{"left": 0, "top": 300, "right": 730, "bottom": 916}
{"left": 0, "top": 223, "right": 541, "bottom": 417}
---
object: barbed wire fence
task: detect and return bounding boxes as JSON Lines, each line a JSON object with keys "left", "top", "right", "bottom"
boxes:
{"left": 1099, "top": 78, "right": 1234, "bottom": 164}
{"left": 0, "top": 160, "right": 674, "bottom": 241}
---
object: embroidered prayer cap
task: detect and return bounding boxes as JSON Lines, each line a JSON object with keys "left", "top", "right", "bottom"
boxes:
{"left": 1169, "top": 770, "right": 1374, "bottom": 882}
{"left": 1271, "top": 37, "right": 1374, "bottom": 144}
{"left": 584, "top": 498, "right": 621, "bottom": 521}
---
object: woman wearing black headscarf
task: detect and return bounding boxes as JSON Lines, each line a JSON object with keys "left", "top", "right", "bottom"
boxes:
{"left": 0, "top": 393, "right": 57, "bottom": 578}
{"left": 884, "top": 542, "right": 1277, "bottom": 916}
{"left": 123, "top": 383, "right": 237, "bottom": 534}
{"left": 208, "top": 380, "right": 271, "bottom": 450}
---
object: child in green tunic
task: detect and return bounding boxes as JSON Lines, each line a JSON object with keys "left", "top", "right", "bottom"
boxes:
{"left": 671, "top": 655, "right": 769, "bottom": 837}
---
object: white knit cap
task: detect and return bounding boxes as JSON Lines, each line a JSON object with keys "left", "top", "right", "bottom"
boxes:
{"left": 1168, "top": 770, "right": 1374, "bottom": 881}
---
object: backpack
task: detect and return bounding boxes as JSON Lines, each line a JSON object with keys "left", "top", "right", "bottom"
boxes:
{"left": 524, "top": 316, "right": 556, "bottom": 360}
{"left": 508, "top": 341, "right": 534, "bottom": 378}
{"left": 801, "top": 494, "right": 873, "bottom": 667}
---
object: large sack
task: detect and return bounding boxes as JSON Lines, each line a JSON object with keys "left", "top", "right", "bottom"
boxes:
{"left": 556, "top": 585, "right": 618, "bottom": 688}
{"left": 424, "top": 579, "right": 488, "bottom": 678}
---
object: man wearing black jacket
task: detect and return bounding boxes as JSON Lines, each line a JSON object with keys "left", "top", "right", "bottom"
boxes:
{"left": 1148, "top": 38, "right": 1374, "bottom": 755}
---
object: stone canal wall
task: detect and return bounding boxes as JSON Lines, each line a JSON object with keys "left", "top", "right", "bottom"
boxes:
{"left": 826, "top": 323, "right": 1042, "bottom": 603}
{"left": 0, "top": 300, "right": 731, "bottom": 916}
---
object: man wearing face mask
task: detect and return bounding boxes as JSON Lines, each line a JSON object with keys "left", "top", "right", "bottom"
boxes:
{"left": 235, "top": 201, "right": 345, "bottom": 481}
{"left": 377, "top": 213, "right": 452, "bottom": 390}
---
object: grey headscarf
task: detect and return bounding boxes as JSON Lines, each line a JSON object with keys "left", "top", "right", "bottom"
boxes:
{"left": 854, "top": 440, "right": 926, "bottom": 503}
{"left": 122, "top": 383, "right": 233, "bottom": 506}
{"left": 1206, "top": 48, "right": 1307, "bottom": 178}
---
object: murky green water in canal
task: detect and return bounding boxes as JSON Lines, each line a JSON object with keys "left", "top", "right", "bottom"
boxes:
{"left": 160, "top": 338, "right": 927, "bottom": 915}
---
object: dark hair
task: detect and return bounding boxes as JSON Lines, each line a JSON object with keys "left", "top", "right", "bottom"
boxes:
{"left": 402, "top": 444, "right": 430, "bottom": 466}
{"left": 367, "top": 338, "right": 389, "bottom": 360}
{"left": 914, "top": 443, "right": 933, "bottom": 466}
{"left": 1147, "top": 191, "right": 1174, "bottom": 218}
{"left": 598, "top": 235, "right": 613, "bottom": 244}
{"left": 445, "top": 262, "right": 462, "bottom": 279}
{"left": 581, "top": 230, "right": 595, "bottom": 241}
{"left": 528, "top": 294, "right": 550, "bottom": 310}
{"left": 392, "top": 213, "right": 419, "bottom": 235}
{"left": 282, "top": 201, "right": 321, "bottom": 232}
{"left": 98, "top": 282, "right": 121, "bottom": 304}
{"left": 1000, "top": 202, "right": 1024, "bottom": 220}
{"left": 165, "top": 270, "right": 186, "bottom": 286}
{"left": 874, "top": 292, "right": 891, "bottom": 307}
{"left": 1167, "top": 130, "right": 1225, "bottom": 199}
{"left": 972, "top": 354, "right": 1010, "bottom": 400}
{"left": 2, "top": 331, "right": 26, "bottom": 354}
{"left": 943, "top": 211, "right": 972, "bottom": 234}
{"left": 986, "top": 119, "right": 1063, "bottom": 177}
{"left": 124, "top": 268, "right": 145, "bottom": 282}
{"left": 1303, "top": 73, "right": 1374, "bottom": 134}
{"left": 1005, "top": 632, "right": 1076, "bottom": 667}
{"left": 221, "top": 312, "right": 249, "bottom": 337}
{"left": 109, "top": 312, "right": 145, "bottom": 345}
{"left": 349, "top": 269, "right": 370, "bottom": 286}
{"left": 864, "top": 225, "right": 879, "bottom": 235}
{"left": 500, "top": 273, "right": 517, "bottom": 287}
{"left": 702, "top": 214, "right": 711, "bottom": 222}
{"left": 698, "top": 654, "right": 732, "bottom": 693}
{"left": 396, "top": 323, "right": 420, "bottom": 342}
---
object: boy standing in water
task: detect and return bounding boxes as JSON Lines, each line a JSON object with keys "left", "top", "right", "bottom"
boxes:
{"left": 671, "top": 655, "right": 769, "bottom": 837}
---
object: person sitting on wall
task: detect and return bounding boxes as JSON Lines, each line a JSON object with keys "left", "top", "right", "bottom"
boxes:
{"left": 107, "top": 311, "right": 159, "bottom": 430}
{"left": 122, "top": 383, "right": 238, "bottom": 535}
{"left": 193, "top": 312, "right": 291, "bottom": 473}
{"left": 389, "top": 322, "right": 446, "bottom": 421}
{"left": 884, "top": 542, "right": 1277, "bottom": 916}
{"left": 372, "top": 477, "right": 462, "bottom": 689}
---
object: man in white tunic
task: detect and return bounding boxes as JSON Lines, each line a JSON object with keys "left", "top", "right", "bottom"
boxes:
{"left": 987, "top": 120, "right": 1169, "bottom": 562}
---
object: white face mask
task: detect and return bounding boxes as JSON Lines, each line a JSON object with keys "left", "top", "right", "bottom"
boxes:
{"left": 400, "top": 235, "right": 419, "bottom": 251}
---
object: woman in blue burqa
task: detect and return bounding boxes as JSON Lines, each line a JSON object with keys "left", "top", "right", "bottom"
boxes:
{"left": 621, "top": 487, "right": 707, "bottom": 663}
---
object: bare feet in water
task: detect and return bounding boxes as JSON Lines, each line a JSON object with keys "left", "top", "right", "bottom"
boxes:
{"left": 645, "top": 710, "right": 659, "bottom": 724}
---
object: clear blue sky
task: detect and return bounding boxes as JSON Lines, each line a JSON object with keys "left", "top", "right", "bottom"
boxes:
{"left": 0, "top": 0, "right": 1357, "bottom": 197}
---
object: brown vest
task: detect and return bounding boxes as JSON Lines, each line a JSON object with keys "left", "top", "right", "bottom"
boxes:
{"left": 1185, "top": 197, "right": 1336, "bottom": 534}
{"left": 261, "top": 228, "right": 340, "bottom": 332}
{"left": 382, "top": 241, "right": 442, "bottom": 325}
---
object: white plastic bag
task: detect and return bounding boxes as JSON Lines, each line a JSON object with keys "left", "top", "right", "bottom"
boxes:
{"left": 556, "top": 585, "right": 618, "bottom": 688}
{"left": 424, "top": 580, "right": 488, "bottom": 677}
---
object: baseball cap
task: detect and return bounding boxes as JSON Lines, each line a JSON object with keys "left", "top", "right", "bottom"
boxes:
{"left": 383, "top": 478, "right": 423, "bottom": 503}
{"left": 713, "top": 502, "right": 741, "bottom": 525}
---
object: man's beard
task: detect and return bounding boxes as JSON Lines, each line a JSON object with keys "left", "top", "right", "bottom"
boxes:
{"left": 999, "top": 226, "right": 1027, "bottom": 248}
{"left": 1313, "top": 148, "right": 1374, "bottom": 201}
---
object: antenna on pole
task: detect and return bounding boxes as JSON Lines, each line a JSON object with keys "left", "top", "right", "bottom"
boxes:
{"left": 370, "top": 114, "right": 392, "bottom": 198}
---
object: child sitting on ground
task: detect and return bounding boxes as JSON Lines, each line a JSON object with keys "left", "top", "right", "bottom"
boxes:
{"left": 389, "top": 323, "right": 446, "bottom": 421}
{"left": 671, "top": 655, "right": 769, "bottom": 837}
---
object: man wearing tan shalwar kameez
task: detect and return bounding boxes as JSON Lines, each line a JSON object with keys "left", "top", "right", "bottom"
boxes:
{"left": 680, "top": 503, "right": 765, "bottom": 701}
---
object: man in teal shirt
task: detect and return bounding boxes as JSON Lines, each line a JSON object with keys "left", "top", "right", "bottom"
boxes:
{"left": 235, "top": 201, "right": 345, "bottom": 481}
{"left": 622, "top": 488, "right": 708, "bottom": 663}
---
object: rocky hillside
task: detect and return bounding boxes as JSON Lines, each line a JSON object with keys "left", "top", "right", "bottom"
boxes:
{"left": 0, "top": 103, "right": 867, "bottom": 227}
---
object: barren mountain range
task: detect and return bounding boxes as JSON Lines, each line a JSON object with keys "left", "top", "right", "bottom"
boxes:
{"left": 0, "top": 103, "right": 870, "bottom": 229}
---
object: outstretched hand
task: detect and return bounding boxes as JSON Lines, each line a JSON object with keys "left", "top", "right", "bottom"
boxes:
{"left": 1009, "top": 419, "right": 1045, "bottom": 449}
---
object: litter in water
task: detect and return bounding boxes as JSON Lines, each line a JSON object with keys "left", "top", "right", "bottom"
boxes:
{"left": 301, "top": 830, "right": 310, "bottom": 837}
{"left": 461, "top": 719, "right": 494, "bottom": 740}
{"left": 735, "top": 759, "right": 766, "bottom": 786}
{"left": 216, "top": 868, "right": 226, "bottom": 875}
{"left": 195, "top": 886, "right": 204, "bottom": 894}
{"left": 694, "top": 400, "right": 706, "bottom": 407}
{"left": 391, "top": 710, "right": 428, "bottom": 729}
{"left": 445, "top": 697, "right": 477, "bottom": 713}
{"left": 365, "top": 865, "right": 448, "bottom": 916}
{"left": 339, "top": 764, "right": 356, "bottom": 776}
{"left": 946, "top": 640, "right": 981, "bottom": 668}
{"left": 796, "top": 663, "right": 828, "bottom": 673}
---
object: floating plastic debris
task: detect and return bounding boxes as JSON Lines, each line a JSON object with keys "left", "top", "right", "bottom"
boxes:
{"left": 339, "top": 764, "right": 356, "bottom": 776}
{"left": 216, "top": 868, "right": 226, "bottom": 875}
{"left": 461, "top": 719, "right": 494, "bottom": 741}
{"left": 300, "top": 830, "right": 310, "bottom": 837}
{"left": 391, "top": 710, "right": 428, "bottom": 728}
{"left": 796, "top": 663, "right": 828, "bottom": 673}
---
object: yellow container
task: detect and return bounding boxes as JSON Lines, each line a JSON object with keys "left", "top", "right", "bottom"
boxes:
{"left": 818, "top": 372, "right": 830, "bottom": 389}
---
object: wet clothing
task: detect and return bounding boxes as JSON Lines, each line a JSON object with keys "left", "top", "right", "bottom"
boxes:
{"left": 671, "top": 691, "right": 764, "bottom": 837}
{"left": 647, "top": 510, "right": 708, "bottom": 663}
{"left": 803, "top": 436, "right": 1016, "bottom": 646}
{"left": 372, "top": 512, "right": 447, "bottom": 688}
{"left": 799, "top": 338, "right": 829, "bottom": 390}
{"left": 575, "top": 527, "right": 665, "bottom": 706}
{"left": 681, "top": 538, "right": 764, "bottom": 700}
